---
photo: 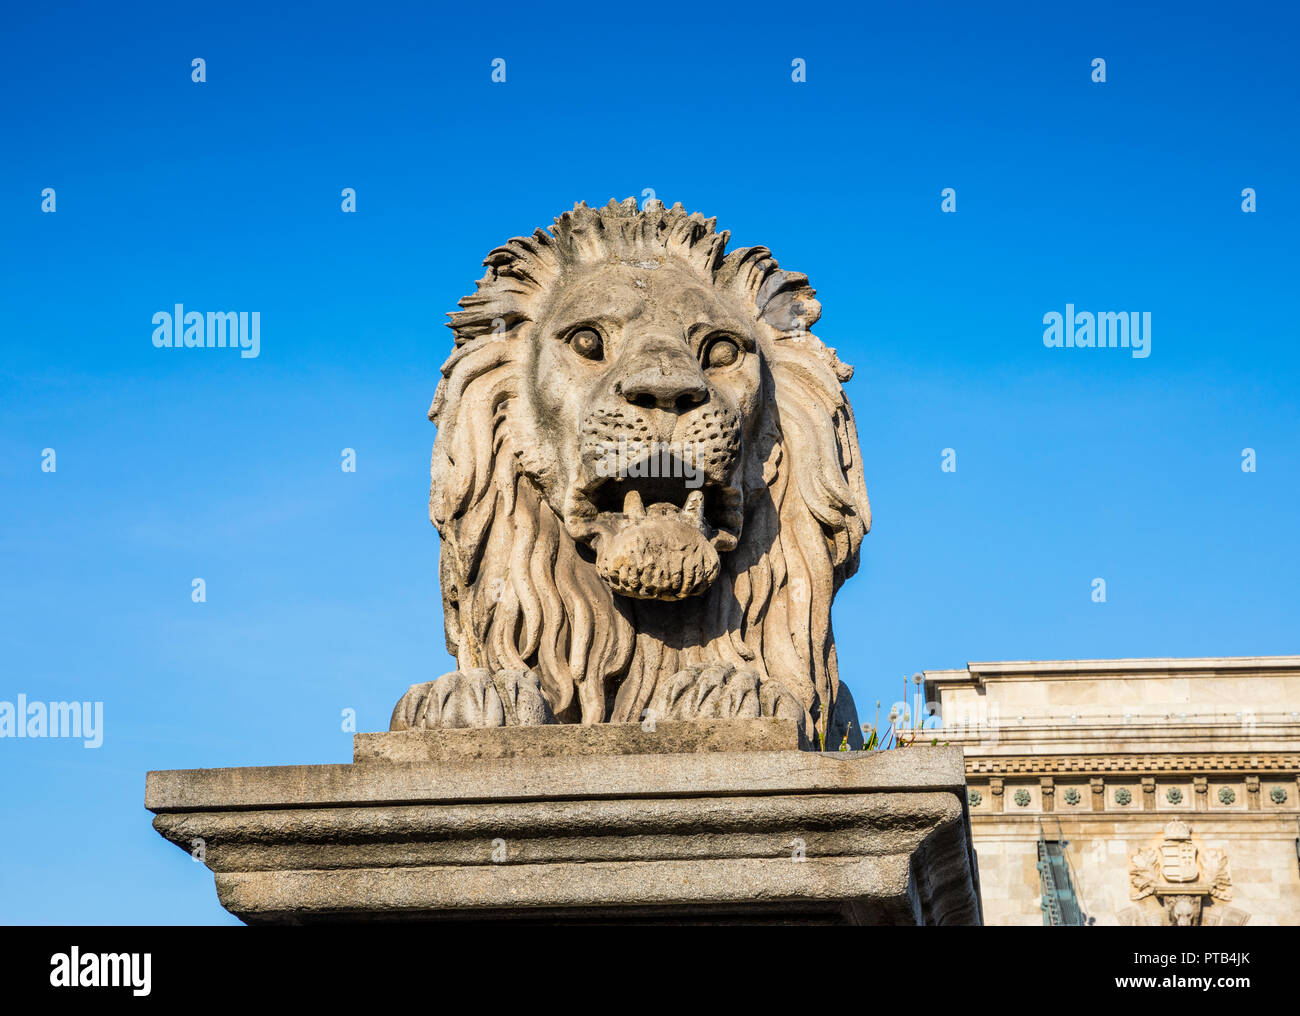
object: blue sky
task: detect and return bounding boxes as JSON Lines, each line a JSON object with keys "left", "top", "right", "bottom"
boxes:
{"left": 1, "top": 1, "right": 1296, "bottom": 924}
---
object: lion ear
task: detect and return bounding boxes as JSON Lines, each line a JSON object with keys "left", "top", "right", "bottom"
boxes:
{"left": 718, "top": 246, "right": 822, "bottom": 333}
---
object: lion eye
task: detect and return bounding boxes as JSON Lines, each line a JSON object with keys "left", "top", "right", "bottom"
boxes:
{"left": 703, "top": 337, "right": 740, "bottom": 369}
{"left": 568, "top": 327, "right": 604, "bottom": 361}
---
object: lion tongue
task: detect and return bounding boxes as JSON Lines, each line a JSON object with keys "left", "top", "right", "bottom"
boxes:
{"left": 595, "top": 512, "right": 720, "bottom": 600}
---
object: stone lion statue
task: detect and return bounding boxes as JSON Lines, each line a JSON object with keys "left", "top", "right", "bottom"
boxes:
{"left": 391, "top": 199, "right": 870, "bottom": 747}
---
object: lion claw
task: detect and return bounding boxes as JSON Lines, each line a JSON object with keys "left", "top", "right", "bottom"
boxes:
{"left": 390, "top": 669, "right": 557, "bottom": 730}
{"left": 644, "top": 663, "right": 805, "bottom": 733}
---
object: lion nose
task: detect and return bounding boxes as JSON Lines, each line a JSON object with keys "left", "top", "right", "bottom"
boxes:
{"left": 618, "top": 355, "right": 708, "bottom": 413}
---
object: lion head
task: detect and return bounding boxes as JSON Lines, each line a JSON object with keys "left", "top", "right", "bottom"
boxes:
{"left": 428, "top": 199, "right": 870, "bottom": 743}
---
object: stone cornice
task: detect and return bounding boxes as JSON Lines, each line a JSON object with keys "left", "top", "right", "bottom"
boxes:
{"left": 964, "top": 753, "right": 1300, "bottom": 777}
{"left": 958, "top": 656, "right": 1300, "bottom": 682}
{"left": 923, "top": 655, "right": 1300, "bottom": 700}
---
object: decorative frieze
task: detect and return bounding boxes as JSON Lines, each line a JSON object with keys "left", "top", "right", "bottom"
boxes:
{"left": 964, "top": 776, "right": 1294, "bottom": 817}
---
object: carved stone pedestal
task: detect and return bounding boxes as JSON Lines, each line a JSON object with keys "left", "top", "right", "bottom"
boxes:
{"left": 146, "top": 720, "right": 982, "bottom": 925}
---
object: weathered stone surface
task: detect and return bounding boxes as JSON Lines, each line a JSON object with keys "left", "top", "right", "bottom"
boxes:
{"left": 147, "top": 742, "right": 981, "bottom": 925}
{"left": 396, "top": 199, "right": 872, "bottom": 749}
{"left": 355, "top": 717, "right": 806, "bottom": 763}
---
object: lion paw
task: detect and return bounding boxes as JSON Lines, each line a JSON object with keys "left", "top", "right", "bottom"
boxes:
{"left": 389, "top": 669, "right": 557, "bottom": 730}
{"left": 645, "top": 663, "right": 804, "bottom": 729}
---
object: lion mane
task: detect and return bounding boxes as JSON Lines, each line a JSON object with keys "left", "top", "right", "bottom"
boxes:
{"left": 428, "top": 199, "right": 870, "bottom": 743}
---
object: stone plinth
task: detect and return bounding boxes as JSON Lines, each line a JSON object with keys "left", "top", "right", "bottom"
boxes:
{"left": 146, "top": 721, "right": 981, "bottom": 925}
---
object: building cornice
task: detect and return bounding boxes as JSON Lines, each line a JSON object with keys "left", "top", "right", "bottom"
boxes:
{"left": 964, "top": 752, "right": 1300, "bottom": 778}
{"left": 924, "top": 656, "right": 1300, "bottom": 697}
{"left": 968, "top": 656, "right": 1300, "bottom": 674}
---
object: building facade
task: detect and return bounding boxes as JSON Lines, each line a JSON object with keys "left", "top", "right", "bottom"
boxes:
{"left": 923, "top": 657, "right": 1300, "bottom": 926}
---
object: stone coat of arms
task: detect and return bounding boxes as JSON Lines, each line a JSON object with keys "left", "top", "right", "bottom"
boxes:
{"left": 1122, "top": 820, "right": 1246, "bottom": 926}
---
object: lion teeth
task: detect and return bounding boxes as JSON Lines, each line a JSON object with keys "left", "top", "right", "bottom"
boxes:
{"left": 684, "top": 489, "right": 705, "bottom": 519}
{"left": 623, "top": 488, "right": 646, "bottom": 516}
